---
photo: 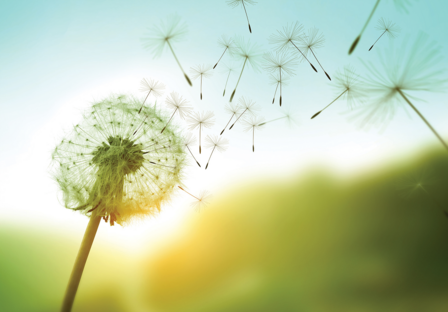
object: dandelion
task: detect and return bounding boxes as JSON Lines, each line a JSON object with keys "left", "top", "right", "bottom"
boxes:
{"left": 161, "top": 92, "right": 193, "bottom": 133}
{"left": 229, "top": 96, "right": 259, "bottom": 130}
{"left": 258, "top": 108, "right": 298, "bottom": 128}
{"left": 226, "top": 0, "right": 256, "bottom": 33}
{"left": 242, "top": 115, "right": 264, "bottom": 152}
{"left": 190, "top": 64, "right": 213, "bottom": 100}
{"left": 204, "top": 134, "right": 229, "bottom": 169}
{"left": 353, "top": 33, "right": 448, "bottom": 151}
{"left": 138, "top": 78, "right": 165, "bottom": 113}
{"left": 348, "top": 0, "right": 413, "bottom": 54}
{"left": 213, "top": 35, "right": 235, "bottom": 69}
{"left": 301, "top": 27, "right": 331, "bottom": 81}
{"left": 183, "top": 132, "right": 201, "bottom": 167}
{"left": 397, "top": 170, "right": 448, "bottom": 217}
{"left": 52, "top": 94, "right": 186, "bottom": 312}
{"left": 220, "top": 102, "right": 243, "bottom": 135}
{"left": 220, "top": 62, "right": 238, "bottom": 96}
{"left": 187, "top": 111, "right": 215, "bottom": 154}
{"left": 268, "top": 72, "right": 291, "bottom": 105}
{"left": 268, "top": 22, "right": 318, "bottom": 73}
{"left": 262, "top": 51, "right": 297, "bottom": 106}
{"left": 311, "top": 65, "right": 365, "bottom": 119}
{"left": 369, "top": 18, "right": 400, "bottom": 51}
{"left": 229, "top": 36, "right": 263, "bottom": 102}
{"left": 141, "top": 14, "right": 192, "bottom": 86}
{"left": 178, "top": 186, "right": 212, "bottom": 211}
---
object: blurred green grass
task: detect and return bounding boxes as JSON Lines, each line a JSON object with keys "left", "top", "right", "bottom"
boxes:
{"left": 2, "top": 147, "right": 448, "bottom": 312}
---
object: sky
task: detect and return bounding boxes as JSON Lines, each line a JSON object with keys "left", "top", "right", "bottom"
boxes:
{"left": 0, "top": 0, "right": 447, "bottom": 251}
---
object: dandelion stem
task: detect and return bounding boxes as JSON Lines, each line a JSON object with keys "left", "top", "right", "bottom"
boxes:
{"left": 258, "top": 116, "right": 286, "bottom": 126}
{"left": 186, "top": 145, "right": 201, "bottom": 167}
{"left": 242, "top": 1, "right": 252, "bottom": 33}
{"left": 230, "top": 58, "right": 248, "bottom": 102}
{"left": 288, "top": 39, "right": 317, "bottom": 72}
{"left": 205, "top": 146, "right": 216, "bottom": 169}
{"left": 178, "top": 186, "right": 200, "bottom": 201}
{"left": 138, "top": 90, "right": 152, "bottom": 114}
{"left": 214, "top": 47, "right": 228, "bottom": 69}
{"left": 310, "top": 48, "right": 331, "bottom": 81}
{"left": 398, "top": 89, "right": 448, "bottom": 152}
{"left": 200, "top": 75, "right": 203, "bottom": 100}
{"left": 311, "top": 89, "right": 347, "bottom": 119}
{"left": 229, "top": 108, "right": 247, "bottom": 129}
{"left": 223, "top": 70, "right": 231, "bottom": 96}
{"left": 133, "top": 115, "right": 149, "bottom": 135}
{"left": 369, "top": 29, "right": 387, "bottom": 51}
{"left": 272, "top": 82, "right": 279, "bottom": 104}
{"left": 199, "top": 124, "right": 202, "bottom": 154}
{"left": 221, "top": 114, "right": 235, "bottom": 135}
{"left": 161, "top": 108, "right": 177, "bottom": 133}
{"left": 167, "top": 41, "right": 192, "bottom": 86}
{"left": 60, "top": 215, "right": 101, "bottom": 312}
{"left": 349, "top": 0, "right": 381, "bottom": 54}
{"left": 252, "top": 127, "right": 255, "bottom": 152}
{"left": 279, "top": 68, "right": 282, "bottom": 106}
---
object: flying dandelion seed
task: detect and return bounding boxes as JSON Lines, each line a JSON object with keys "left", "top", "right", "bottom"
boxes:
{"left": 138, "top": 78, "right": 165, "bottom": 113}
{"left": 221, "top": 102, "right": 243, "bottom": 135}
{"left": 229, "top": 36, "right": 263, "bottom": 102}
{"left": 301, "top": 27, "right": 331, "bottom": 81}
{"left": 214, "top": 35, "right": 235, "bottom": 69}
{"left": 187, "top": 111, "right": 215, "bottom": 154}
{"left": 183, "top": 132, "right": 201, "bottom": 167}
{"left": 268, "top": 21, "right": 318, "bottom": 73}
{"left": 397, "top": 171, "right": 448, "bottom": 217}
{"left": 141, "top": 14, "right": 193, "bottom": 86}
{"left": 229, "top": 96, "right": 259, "bottom": 130}
{"left": 311, "top": 65, "right": 365, "bottom": 119}
{"left": 369, "top": 18, "right": 400, "bottom": 51}
{"left": 52, "top": 94, "right": 186, "bottom": 312}
{"left": 258, "top": 108, "right": 298, "bottom": 128}
{"left": 226, "top": 0, "right": 256, "bottom": 33}
{"left": 161, "top": 92, "right": 193, "bottom": 133}
{"left": 190, "top": 64, "right": 213, "bottom": 100}
{"left": 178, "top": 186, "right": 212, "bottom": 211}
{"left": 204, "top": 134, "right": 229, "bottom": 169}
{"left": 262, "top": 51, "right": 297, "bottom": 106}
{"left": 268, "top": 72, "right": 291, "bottom": 106}
{"left": 352, "top": 33, "right": 448, "bottom": 151}
{"left": 220, "top": 62, "right": 238, "bottom": 97}
{"left": 348, "top": 0, "right": 413, "bottom": 55}
{"left": 242, "top": 115, "right": 264, "bottom": 152}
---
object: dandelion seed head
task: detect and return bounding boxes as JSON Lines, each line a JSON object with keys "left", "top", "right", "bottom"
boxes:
{"left": 353, "top": 33, "right": 447, "bottom": 129}
{"left": 165, "top": 92, "right": 193, "bottom": 119}
{"left": 268, "top": 72, "right": 291, "bottom": 86}
{"left": 375, "top": 18, "right": 401, "bottom": 39}
{"left": 333, "top": 65, "right": 366, "bottom": 109}
{"left": 204, "top": 134, "right": 229, "bottom": 153}
{"left": 187, "top": 111, "right": 216, "bottom": 131}
{"left": 301, "top": 27, "right": 325, "bottom": 53}
{"left": 262, "top": 51, "right": 298, "bottom": 76}
{"left": 217, "top": 34, "right": 236, "bottom": 56}
{"left": 139, "top": 78, "right": 165, "bottom": 98}
{"left": 51, "top": 94, "right": 187, "bottom": 226}
{"left": 219, "top": 61, "right": 238, "bottom": 74}
{"left": 189, "top": 64, "right": 214, "bottom": 80}
{"left": 238, "top": 96, "right": 260, "bottom": 115}
{"left": 190, "top": 190, "right": 212, "bottom": 211}
{"left": 141, "top": 14, "right": 188, "bottom": 58}
{"left": 242, "top": 115, "right": 265, "bottom": 132}
{"left": 232, "top": 36, "right": 263, "bottom": 72}
{"left": 226, "top": 0, "right": 256, "bottom": 8}
{"left": 225, "top": 102, "right": 243, "bottom": 115}
{"left": 397, "top": 170, "right": 437, "bottom": 199}
{"left": 182, "top": 132, "right": 196, "bottom": 147}
{"left": 268, "top": 21, "right": 305, "bottom": 53}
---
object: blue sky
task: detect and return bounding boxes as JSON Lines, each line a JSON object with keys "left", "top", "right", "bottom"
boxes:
{"left": 1, "top": 0, "right": 447, "bottom": 244}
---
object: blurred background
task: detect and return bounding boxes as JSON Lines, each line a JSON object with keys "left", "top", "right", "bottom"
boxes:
{"left": 1, "top": 0, "right": 448, "bottom": 311}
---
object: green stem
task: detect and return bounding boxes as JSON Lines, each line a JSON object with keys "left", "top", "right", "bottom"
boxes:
{"left": 167, "top": 41, "right": 192, "bottom": 86}
{"left": 398, "top": 89, "right": 448, "bottom": 152}
{"left": 230, "top": 58, "right": 247, "bottom": 102}
{"left": 61, "top": 216, "right": 101, "bottom": 312}
{"left": 349, "top": 0, "right": 381, "bottom": 54}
